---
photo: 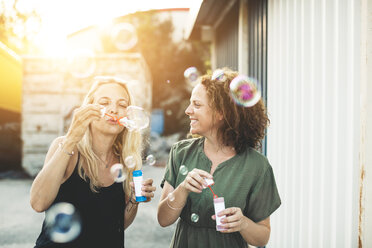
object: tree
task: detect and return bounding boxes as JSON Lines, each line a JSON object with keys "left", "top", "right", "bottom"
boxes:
{"left": 137, "top": 13, "right": 210, "bottom": 136}
{"left": 0, "top": 0, "right": 41, "bottom": 53}
{"left": 101, "top": 10, "right": 210, "bottom": 136}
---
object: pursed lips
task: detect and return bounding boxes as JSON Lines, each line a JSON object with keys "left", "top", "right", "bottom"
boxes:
{"left": 106, "top": 118, "right": 117, "bottom": 124}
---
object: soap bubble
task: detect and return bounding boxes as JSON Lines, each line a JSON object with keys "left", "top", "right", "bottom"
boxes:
{"left": 229, "top": 75, "right": 261, "bottom": 107}
{"left": 67, "top": 49, "right": 96, "bottom": 79}
{"left": 119, "top": 118, "right": 135, "bottom": 131}
{"left": 191, "top": 213, "right": 199, "bottom": 223}
{"left": 119, "top": 106, "right": 149, "bottom": 132}
{"left": 111, "top": 23, "right": 138, "bottom": 51}
{"left": 211, "top": 69, "right": 226, "bottom": 81}
{"left": 145, "top": 154, "right": 156, "bottom": 166}
{"left": 184, "top": 67, "right": 199, "bottom": 83}
{"left": 110, "top": 163, "right": 126, "bottom": 183}
{"left": 124, "top": 155, "right": 136, "bottom": 169}
{"left": 168, "top": 192, "right": 175, "bottom": 202}
{"left": 45, "top": 202, "right": 81, "bottom": 243}
{"left": 179, "top": 165, "right": 188, "bottom": 176}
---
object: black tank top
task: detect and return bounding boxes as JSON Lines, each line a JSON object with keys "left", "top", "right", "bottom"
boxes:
{"left": 34, "top": 153, "right": 125, "bottom": 248}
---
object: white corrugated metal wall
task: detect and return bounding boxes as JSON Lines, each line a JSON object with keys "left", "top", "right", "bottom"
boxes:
{"left": 267, "top": 0, "right": 360, "bottom": 247}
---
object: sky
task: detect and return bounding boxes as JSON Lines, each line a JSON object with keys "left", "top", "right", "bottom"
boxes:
{"left": 15, "top": 0, "right": 202, "bottom": 55}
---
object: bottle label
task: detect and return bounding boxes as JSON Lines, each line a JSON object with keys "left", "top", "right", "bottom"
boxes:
{"left": 133, "top": 175, "right": 143, "bottom": 197}
{"left": 214, "top": 197, "right": 226, "bottom": 231}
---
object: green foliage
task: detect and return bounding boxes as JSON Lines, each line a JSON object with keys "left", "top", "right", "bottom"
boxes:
{"left": 135, "top": 12, "right": 210, "bottom": 135}
{"left": 0, "top": 0, "right": 41, "bottom": 53}
{"left": 101, "top": 11, "right": 211, "bottom": 136}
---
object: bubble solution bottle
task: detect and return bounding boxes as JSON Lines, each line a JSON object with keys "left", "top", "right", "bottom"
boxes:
{"left": 213, "top": 197, "right": 226, "bottom": 231}
{"left": 132, "top": 170, "right": 147, "bottom": 202}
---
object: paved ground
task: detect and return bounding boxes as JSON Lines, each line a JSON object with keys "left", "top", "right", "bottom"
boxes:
{"left": 0, "top": 165, "right": 176, "bottom": 248}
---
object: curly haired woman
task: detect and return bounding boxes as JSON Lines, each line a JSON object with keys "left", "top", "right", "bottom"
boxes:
{"left": 157, "top": 68, "right": 281, "bottom": 248}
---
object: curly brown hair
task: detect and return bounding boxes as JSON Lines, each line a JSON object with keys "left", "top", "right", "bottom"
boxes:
{"left": 200, "top": 68, "right": 269, "bottom": 154}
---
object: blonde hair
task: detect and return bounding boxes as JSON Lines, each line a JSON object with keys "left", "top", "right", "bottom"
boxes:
{"left": 76, "top": 76, "right": 143, "bottom": 197}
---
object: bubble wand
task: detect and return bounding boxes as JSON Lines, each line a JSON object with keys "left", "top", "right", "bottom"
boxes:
{"left": 208, "top": 185, "right": 218, "bottom": 199}
{"left": 100, "top": 106, "right": 149, "bottom": 132}
{"left": 103, "top": 113, "right": 123, "bottom": 125}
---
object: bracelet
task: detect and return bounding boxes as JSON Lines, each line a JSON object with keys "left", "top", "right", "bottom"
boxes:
{"left": 166, "top": 197, "right": 183, "bottom": 210}
{"left": 126, "top": 198, "right": 139, "bottom": 212}
{"left": 129, "top": 198, "right": 139, "bottom": 205}
{"left": 58, "top": 142, "right": 74, "bottom": 156}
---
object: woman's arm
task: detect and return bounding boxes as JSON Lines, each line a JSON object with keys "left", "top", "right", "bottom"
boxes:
{"left": 157, "top": 169, "right": 213, "bottom": 227}
{"left": 124, "top": 200, "right": 139, "bottom": 230}
{"left": 239, "top": 216, "right": 270, "bottom": 246}
{"left": 124, "top": 179, "right": 156, "bottom": 229}
{"left": 213, "top": 208, "right": 271, "bottom": 247}
{"left": 30, "top": 104, "right": 101, "bottom": 212}
{"left": 30, "top": 136, "right": 77, "bottom": 212}
{"left": 157, "top": 181, "right": 188, "bottom": 227}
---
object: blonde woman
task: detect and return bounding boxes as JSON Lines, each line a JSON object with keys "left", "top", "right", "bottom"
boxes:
{"left": 30, "top": 76, "right": 155, "bottom": 248}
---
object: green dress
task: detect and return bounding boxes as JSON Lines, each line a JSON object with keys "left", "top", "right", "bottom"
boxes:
{"left": 161, "top": 138, "right": 281, "bottom": 248}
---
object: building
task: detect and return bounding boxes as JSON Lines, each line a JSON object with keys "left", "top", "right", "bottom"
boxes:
{"left": 185, "top": 0, "right": 372, "bottom": 247}
{"left": 0, "top": 41, "right": 22, "bottom": 171}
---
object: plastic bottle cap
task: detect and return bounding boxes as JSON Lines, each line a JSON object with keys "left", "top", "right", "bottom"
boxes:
{"left": 132, "top": 170, "right": 142, "bottom": 177}
{"left": 135, "top": 196, "right": 147, "bottom": 202}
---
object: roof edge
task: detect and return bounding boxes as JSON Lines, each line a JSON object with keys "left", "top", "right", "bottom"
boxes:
{"left": 183, "top": 1, "right": 204, "bottom": 40}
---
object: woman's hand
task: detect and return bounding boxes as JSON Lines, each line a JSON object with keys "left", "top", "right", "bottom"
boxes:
{"left": 181, "top": 168, "right": 213, "bottom": 193}
{"left": 65, "top": 104, "right": 102, "bottom": 144}
{"left": 141, "top": 178, "right": 156, "bottom": 202}
{"left": 129, "top": 179, "right": 156, "bottom": 203}
{"left": 211, "top": 207, "right": 248, "bottom": 233}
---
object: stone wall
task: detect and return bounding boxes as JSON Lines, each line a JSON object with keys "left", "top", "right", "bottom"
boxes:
{"left": 22, "top": 53, "right": 152, "bottom": 176}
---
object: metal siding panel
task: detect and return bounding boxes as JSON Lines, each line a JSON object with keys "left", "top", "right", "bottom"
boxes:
{"left": 319, "top": 0, "right": 327, "bottom": 245}
{"left": 234, "top": 12, "right": 239, "bottom": 69}
{"left": 215, "top": 1, "right": 239, "bottom": 71}
{"left": 262, "top": 0, "right": 268, "bottom": 103}
{"left": 248, "top": 0, "right": 267, "bottom": 103}
{"left": 255, "top": 2, "right": 259, "bottom": 81}
{"left": 253, "top": 1, "right": 257, "bottom": 79}
{"left": 348, "top": 0, "right": 360, "bottom": 246}
{"left": 285, "top": 0, "right": 292, "bottom": 245}
{"left": 311, "top": 0, "right": 323, "bottom": 246}
{"left": 258, "top": 0, "right": 263, "bottom": 89}
{"left": 246, "top": 0, "right": 268, "bottom": 154}
{"left": 248, "top": 3, "right": 253, "bottom": 75}
{"left": 267, "top": 0, "right": 360, "bottom": 247}
{"left": 331, "top": 0, "right": 340, "bottom": 246}
{"left": 291, "top": 1, "right": 301, "bottom": 246}
{"left": 232, "top": 19, "right": 237, "bottom": 69}
{"left": 284, "top": 0, "right": 292, "bottom": 246}
{"left": 359, "top": 0, "right": 371, "bottom": 246}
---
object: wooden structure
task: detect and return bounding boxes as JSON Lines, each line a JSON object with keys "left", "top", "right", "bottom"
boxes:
{"left": 22, "top": 53, "right": 152, "bottom": 176}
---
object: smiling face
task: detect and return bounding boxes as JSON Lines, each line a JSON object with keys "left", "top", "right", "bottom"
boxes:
{"left": 91, "top": 83, "right": 130, "bottom": 135}
{"left": 185, "top": 83, "right": 222, "bottom": 138}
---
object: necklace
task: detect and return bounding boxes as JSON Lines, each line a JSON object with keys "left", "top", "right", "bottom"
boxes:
{"left": 97, "top": 151, "right": 114, "bottom": 168}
